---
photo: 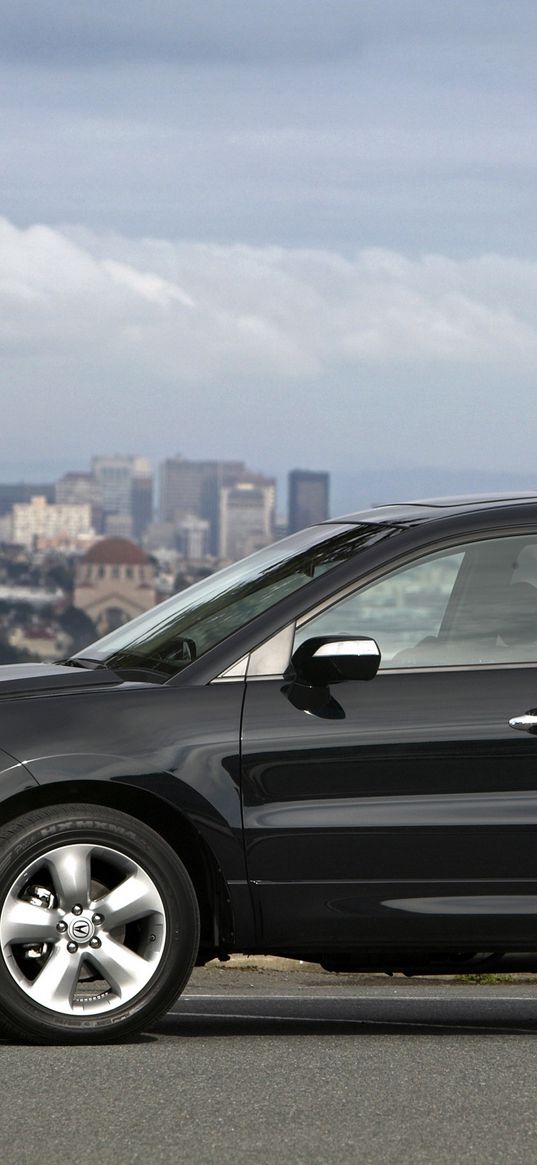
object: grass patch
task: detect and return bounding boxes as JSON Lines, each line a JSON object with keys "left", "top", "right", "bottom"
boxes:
{"left": 455, "top": 973, "right": 516, "bottom": 985}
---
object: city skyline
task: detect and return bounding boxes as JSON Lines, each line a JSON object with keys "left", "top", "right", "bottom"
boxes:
{"left": 0, "top": 455, "right": 331, "bottom": 562}
{"left": 2, "top": 452, "right": 537, "bottom": 526}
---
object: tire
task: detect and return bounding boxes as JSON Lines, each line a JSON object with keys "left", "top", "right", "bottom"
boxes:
{"left": 0, "top": 803, "right": 200, "bottom": 1043}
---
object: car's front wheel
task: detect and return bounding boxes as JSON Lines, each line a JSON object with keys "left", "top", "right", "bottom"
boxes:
{"left": 0, "top": 803, "right": 200, "bottom": 1043}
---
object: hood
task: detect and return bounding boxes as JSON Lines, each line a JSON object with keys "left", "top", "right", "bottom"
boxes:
{"left": 0, "top": 662, "right": 122, "bottom": 699}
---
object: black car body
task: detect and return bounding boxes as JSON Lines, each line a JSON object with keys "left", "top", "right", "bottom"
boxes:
{"left": 2, "top": 492, "right": 537, "bottom": 1041}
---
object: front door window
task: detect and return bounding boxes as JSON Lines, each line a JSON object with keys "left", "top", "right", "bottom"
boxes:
{"left": 295, "top": 534, "right": 537, "bottom": 668}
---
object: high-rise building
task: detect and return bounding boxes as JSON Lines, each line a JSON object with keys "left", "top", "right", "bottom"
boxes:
{"left": 288, "top": 469, "right": 330, "bottom": 533}
{"left": 158, "top": 457, "right": 246, "bottom": 554}
{"left": 55, "top": 473, "right": 99, "bottom": 506}
{"left": 130, "top": 459, "right": 153, "bottom": 542}
{"left": 55, "top": 472, "right": 104, "bottom": 532}
{"left": 92, "top": 456, "right": 133, "bottom": 519}
{"left": 219, "top": 477, "right": 276, "bottom": 562}
{"left": 176, "top": 515, "right": 210, "bottom": 561}
{"left": 91, "top": 456, "right": 153, "bottom": 541}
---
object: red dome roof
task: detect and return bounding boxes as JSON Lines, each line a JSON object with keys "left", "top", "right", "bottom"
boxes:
{"left": 84, "top": 538, "right": 150, "bottom": 565}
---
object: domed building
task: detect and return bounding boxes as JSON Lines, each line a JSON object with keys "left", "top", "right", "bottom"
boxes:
{"left": 74, "top": 538, "right": 156, "bottom": 635}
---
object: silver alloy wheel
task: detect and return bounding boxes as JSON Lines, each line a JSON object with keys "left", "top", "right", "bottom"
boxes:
{"left": 0, "top": 843, "right": 166, "bottom": 1016}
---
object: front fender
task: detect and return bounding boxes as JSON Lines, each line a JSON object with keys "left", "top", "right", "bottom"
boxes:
{"left": 0, "top": 746, "right": 39, "bottom": 802}
{"left": 19, "top": 750, "right": 247, "bottom": 882}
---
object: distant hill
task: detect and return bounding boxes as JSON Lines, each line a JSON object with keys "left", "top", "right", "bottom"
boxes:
{"left": 330, "top": 468, "right": 537, "bottom": 517}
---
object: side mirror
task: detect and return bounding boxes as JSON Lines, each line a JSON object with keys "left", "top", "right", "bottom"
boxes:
{"left": 290, "top": 635, "right": 381, "bottom": 686}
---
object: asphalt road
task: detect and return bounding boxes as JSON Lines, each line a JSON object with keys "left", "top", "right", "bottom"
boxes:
{"left": 2, "top": 968, "right": 537, "bottom": 1165}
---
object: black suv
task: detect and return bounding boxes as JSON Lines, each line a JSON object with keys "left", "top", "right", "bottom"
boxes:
{"left": 1, "top": 492, "right": 537, "bottom": 1042}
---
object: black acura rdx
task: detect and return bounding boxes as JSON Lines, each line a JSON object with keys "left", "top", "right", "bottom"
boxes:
{"left": 1, "top": 492, "right": 537, "bottom": 1042}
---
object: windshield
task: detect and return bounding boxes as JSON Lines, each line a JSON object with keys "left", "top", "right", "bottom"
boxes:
{"left": 75, "top": 522, "right": 392, "bottom": 678}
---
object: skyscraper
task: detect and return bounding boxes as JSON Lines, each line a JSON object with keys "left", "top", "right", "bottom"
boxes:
{"left": 91, "top": 456, "right": 153, "bottom": 541}
{"left": 130, "top": 459, "right": 153, "bottom": 542}
{"left": 158, "top": 456, "right": 246, "bottom": 554}
{"left": 288, "top": 469, "right": 330, "bottom": 533}
{"left": 219, "top": 478, "right": 276, "bottom": 562}
{"left": 55, "top": 472, "right": 104, "bottom": 532}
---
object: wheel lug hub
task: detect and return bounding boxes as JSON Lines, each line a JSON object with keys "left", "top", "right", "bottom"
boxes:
{"left": 72, "top": 904, "right": 83, "bottom": 915}
{"left": 66, "top": 912, "right": 96, "bottom": 946}
{"left": 92, "top": 913, "right": 103, "bottom": 926}
{"left": 56, "top": 921, "right": 67, "bottom": 933}
{"left": 90, "top": 937, "right": 101, "bottom": 949}
{"left": 67, "top": 941, "right": 78, "bottom": 953}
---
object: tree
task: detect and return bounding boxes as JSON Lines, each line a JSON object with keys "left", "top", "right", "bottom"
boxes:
{"left": 58, "top": 606, "right": 97, "bottom": 654}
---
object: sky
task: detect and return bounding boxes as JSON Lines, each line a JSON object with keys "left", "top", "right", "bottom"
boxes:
{"left": 1, "top": 1, "right": 537, "bottom": 506}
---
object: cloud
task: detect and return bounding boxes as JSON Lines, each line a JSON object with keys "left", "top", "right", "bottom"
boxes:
{"left": 0, "top": 0, "right": 366, "bottom": 66}
{"left": 1, "top": 0, "right": 535, "bottom": 66}
{"left": 2, "top": 219, "right": 537, "bottom": 385}
{"left": 3, "top": 216, "right": 537, "bottom": 480}
{"left": 1, "top": 4, "right": 534, "bottom": 256}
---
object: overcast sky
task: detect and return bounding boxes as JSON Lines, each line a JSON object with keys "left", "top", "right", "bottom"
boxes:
{"left": 1, "top": 1, "right": 537, "bottom": 501}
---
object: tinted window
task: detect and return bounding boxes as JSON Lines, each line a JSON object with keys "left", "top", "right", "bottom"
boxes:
{"left": 295, "top": 534, "right": 537, "bottom": 669}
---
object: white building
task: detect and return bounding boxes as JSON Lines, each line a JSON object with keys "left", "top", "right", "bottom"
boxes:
{"left": 11, "top": 496, "right": 94, "bottom": 549}
{"left": 219, "top": 479, "right": 275, "bottom": 562}
{"left": 177, "top": 515, "right": 210, "bottom": 561}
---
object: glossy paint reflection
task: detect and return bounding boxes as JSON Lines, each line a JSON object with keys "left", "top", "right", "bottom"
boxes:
{"left": 241, "top": 668, "right": 537, "bottom": 948}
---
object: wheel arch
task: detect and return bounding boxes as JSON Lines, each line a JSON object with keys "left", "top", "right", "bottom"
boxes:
{"left": 0, "top": 780, "right": 234, "bottom": 961}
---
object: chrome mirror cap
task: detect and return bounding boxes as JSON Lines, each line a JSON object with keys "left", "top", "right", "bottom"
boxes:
{"left": 291, "top": 635, "right": 381, "bottom": 685}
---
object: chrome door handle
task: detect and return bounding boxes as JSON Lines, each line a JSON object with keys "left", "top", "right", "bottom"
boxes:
{"left": 509, "top": 712, "right": 537, "bottom": 734}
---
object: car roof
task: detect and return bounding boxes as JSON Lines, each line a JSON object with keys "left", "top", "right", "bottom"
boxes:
{"left": 330, "top": 492, "right": 537, "bottom": 526}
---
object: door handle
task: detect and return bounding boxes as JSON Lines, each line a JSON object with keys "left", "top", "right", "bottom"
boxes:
{"left": 509, "top": 712, "right": 537, "bottom": 734}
